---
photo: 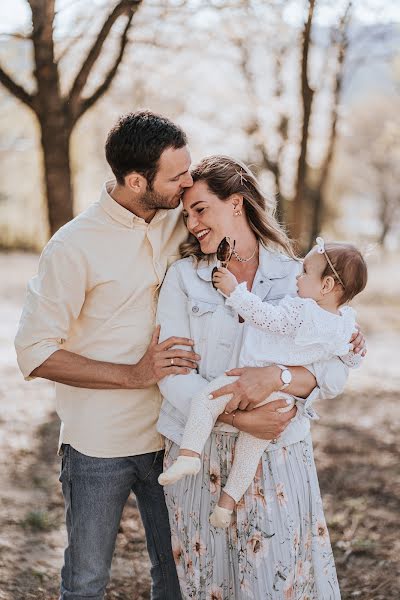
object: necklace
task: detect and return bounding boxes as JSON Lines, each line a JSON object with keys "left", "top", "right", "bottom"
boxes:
{"left": 232, "top": 244, "right": 258, "bottom": 263}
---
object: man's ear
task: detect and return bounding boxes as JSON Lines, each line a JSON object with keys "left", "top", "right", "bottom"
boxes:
{"left": 321, "top": 275, "right": 336, "bottom": 295}
{"left": 125, "top": 172, "right": 147, "bottom": 193}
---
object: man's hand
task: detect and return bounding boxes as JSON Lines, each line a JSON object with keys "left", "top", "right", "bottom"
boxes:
{"left": 134, "top": 325, "right": 200, "bottom": 388}
{"left": 351, "top": 324, "right": 366, "bottom": 356}
{"left": 226, "top": 399, "right": 297, "bottom": 440}
{"left": 210, "top": 366, "right": 281, "bottom": 412}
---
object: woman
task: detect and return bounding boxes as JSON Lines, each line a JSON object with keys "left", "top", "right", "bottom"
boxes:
{"left": 156, "top": 156, "right": 350, "bottom": 599}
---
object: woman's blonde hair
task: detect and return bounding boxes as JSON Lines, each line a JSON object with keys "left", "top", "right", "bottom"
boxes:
{"left": 180, "top": 155, "right": 296, "bottom": 262}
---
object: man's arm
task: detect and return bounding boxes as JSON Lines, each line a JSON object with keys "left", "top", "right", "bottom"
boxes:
{"left": 31, "top": 328, "right": 199, "bottom": 389}
{"left": 15, "top": 241, "right": 198, "bottom": 388}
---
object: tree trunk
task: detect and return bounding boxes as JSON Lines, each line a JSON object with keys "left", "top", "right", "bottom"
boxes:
{"left": 29, "top": 0, "right": 74, "bottom": 235}
{"left": 377, "top": 184, "right": 391, "bottom": 247}
{"left": 307, "top": 3, "right": 351, "bottom": 250}
{"left": 39, "top": 115, "right": 73, "bottom": 236}
{"left": 290, "top": 0, "right": 315, "bottom": 249}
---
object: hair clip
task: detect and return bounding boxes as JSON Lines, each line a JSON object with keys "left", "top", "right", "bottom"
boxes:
{"left": 235, "top": 169, "right": 246, "bottom": 186}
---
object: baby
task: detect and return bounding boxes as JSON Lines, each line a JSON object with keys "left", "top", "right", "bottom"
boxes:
{"left": 158, "top": 238, "right": 368, "bottom": 528}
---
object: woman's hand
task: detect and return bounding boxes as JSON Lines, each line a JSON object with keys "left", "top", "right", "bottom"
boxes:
{"left": 212, "top": 267, "right": 239, "bottom": 297}
{"left": 351, "top": 324, "right": 367, "bottom": 356}
{"left": 210, "top": 365, "right": 282, "bottom": 411}
{"left": 233, "top": 399, "right": 297, "bottom": 440}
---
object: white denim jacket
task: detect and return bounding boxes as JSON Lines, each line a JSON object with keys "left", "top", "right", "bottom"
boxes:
{"left": 156, "top": 245, "right": 349, "bottom": 450}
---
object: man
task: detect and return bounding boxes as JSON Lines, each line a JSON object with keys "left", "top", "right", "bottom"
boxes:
{"left": 15, "top": 112, "right": 198, "bottom": 599}
{"left": 15, "top": 111, "right": 348, "bottom": 599}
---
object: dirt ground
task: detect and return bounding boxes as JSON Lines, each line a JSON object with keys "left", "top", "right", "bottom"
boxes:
{"left": 0, "top": 251, "right": 399, "bottom": 600}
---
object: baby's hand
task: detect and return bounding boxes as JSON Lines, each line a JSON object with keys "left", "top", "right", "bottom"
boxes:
{"left": 212, "top": 267, "right": 238, "bottom": 296}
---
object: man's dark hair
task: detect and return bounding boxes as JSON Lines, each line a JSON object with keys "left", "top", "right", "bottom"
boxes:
{"left": 105, "top": 110, "right": 187, "bottom": 186}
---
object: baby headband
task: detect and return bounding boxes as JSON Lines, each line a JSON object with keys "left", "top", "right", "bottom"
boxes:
{"left": 315, "top": 237, "right": 345, "bottom": 288}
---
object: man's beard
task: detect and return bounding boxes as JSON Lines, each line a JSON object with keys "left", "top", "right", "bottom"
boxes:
{"left": 140, "top": 186, "right": 181, "bottom": 210}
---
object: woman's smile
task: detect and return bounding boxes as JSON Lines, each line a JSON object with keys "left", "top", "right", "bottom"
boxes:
{"left": 194, "top": 228, "right": 211, "bottom": 241}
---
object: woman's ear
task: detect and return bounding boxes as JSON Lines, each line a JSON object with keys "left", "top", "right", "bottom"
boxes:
{"left": 321, "top": 275, "right": 336, "bottom": 295}
{"left": 231, "top": 194, "right": 243, "bottom": 211}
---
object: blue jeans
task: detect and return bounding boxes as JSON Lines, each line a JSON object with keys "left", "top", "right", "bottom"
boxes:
{"left": 59, "top": 445, "right": 181, "bottom": 600}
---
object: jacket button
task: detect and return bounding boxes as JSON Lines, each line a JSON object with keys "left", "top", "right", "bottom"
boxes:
{"left": 192, "top": 306, "right": 199, "bottom": 313}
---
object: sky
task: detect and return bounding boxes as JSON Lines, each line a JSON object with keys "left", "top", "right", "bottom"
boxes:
{"left": 1, "top": 0, "right": 400, "bottom": 35}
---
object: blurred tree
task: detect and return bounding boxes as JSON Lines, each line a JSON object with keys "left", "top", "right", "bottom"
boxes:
{"left": 307, "top": 2, "right": 352, "bottom": 248}
{"left": 342, "top": 96, "right": 400, "bottom": 247}
{"left": 228, "top": 0, "right": 350, "bottom": 250}
{"left": 0, "top": 0, "right": 142, "bottom": 236}
{"left": 227, "top": 0, "right": 394, "bottom": 251}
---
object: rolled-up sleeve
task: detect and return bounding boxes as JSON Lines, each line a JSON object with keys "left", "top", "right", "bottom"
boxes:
{"left": 14, "top": 240, "right": 87, "bottom": 380}
{"left": 156, "top": 262, "right": 209, "bottom": 417}
{"left": 306, "top": 356, "right": 349, "bottom": 401}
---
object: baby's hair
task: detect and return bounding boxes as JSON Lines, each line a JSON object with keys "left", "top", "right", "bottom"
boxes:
{"left": 320, "top": 242, "right": 368, "bottom": 304}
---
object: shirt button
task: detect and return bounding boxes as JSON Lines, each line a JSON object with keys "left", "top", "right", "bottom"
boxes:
{"left": 192, "top": 306, "right": 199, "bottom": 313}
{"left": 259, "top": 280, "right": 264, "bottom": 284}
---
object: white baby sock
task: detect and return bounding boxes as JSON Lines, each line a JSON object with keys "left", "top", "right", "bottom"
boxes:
{"left": 209, "top": 505, "right": 233, "bottom": 529}
{"left": 158, "top": 456, "right": 201, "bottom": 486}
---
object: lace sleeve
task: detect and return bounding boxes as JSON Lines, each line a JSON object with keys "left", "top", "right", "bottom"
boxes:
{"left": 225, "top": 282, "right": 304, "bottom": 336}
{"left": 340, "top": 351, "right": 363, "bottom": 369}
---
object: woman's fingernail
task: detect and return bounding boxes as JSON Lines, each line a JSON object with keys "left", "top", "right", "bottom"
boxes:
{"left": 208, "top": 394, "right": 213, "bottom": 399}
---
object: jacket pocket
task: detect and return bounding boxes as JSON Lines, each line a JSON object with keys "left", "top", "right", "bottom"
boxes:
{"left": 188, "top": 298, "right": 236, "bottom": 379}
{"left": 188, "top": 298, "right": 220, "bottom": 317}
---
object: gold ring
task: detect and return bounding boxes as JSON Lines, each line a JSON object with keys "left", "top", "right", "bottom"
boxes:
{"left": 171, "top": 358, "right": 174, "bottom": 366}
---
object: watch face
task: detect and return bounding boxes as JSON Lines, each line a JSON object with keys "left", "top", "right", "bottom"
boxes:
{"left": 281, "top": 369, "right": 292, "bottom": 384}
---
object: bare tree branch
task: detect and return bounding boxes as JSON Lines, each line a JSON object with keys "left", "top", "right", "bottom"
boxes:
{"left": 0, "top": 32, "right": 31, "bottom": 40}
{"left": 0, "top": 63, "right": 35, "bottom": 109}
{"left": 72, "top": 10, "right": 134, "bottom": 123}
{"left": 68, "top": 0, "right": 141, "bottom": 109}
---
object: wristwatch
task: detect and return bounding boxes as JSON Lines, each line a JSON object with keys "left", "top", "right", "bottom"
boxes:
{"left": 276, "top": 364, "right": 292, "bottom": 390}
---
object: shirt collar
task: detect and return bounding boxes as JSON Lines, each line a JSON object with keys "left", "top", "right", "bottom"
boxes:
{"left": 196, "top": 243, "right": 295, "bottom": 282}
{"left": 99, "top": 180, "right": 169, "bottom": 228}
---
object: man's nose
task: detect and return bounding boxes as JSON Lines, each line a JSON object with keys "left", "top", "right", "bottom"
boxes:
{"left": 181, "top": 172, "right": 193, "bottom": 189}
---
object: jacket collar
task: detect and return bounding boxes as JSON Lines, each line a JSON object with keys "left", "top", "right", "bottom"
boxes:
{"left": 196, "top": 243, "right": 294, "bottom": 282}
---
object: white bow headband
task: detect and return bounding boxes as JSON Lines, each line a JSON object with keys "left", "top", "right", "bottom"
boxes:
{"left": 315, "top": 237, "right": 345, "bottom": 288}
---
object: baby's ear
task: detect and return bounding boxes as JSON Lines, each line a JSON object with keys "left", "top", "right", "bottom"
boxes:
{"left": 322, "top": 275, "right": 336, "bottom": 295}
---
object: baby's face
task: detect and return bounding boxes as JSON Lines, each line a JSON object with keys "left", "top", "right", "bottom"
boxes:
{"left": 296, "top": 248, "right": 326, "bottom": 300}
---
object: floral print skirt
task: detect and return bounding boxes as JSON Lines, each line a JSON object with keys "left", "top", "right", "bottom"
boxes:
{"left": 163, "top": 432, "right": 341, "bottom": 600}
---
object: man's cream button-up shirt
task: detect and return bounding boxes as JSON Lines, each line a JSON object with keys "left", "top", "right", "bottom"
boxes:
{"left": 15, "top": 181, "right": 187, "bottom": 457}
